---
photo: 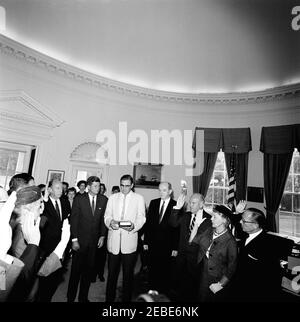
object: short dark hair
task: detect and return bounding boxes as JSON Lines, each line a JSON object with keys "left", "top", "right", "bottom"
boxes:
{"left": 62, "top": 181, "right": 69, "bottom": 188}
{"left": 120, "top": 174, "right": 133, "bottom": 185}
{"left": 67, "top": 187, "right": 76, "bottom": 194}
{"left": 86, "top": 176, "right": 100, "bottom": 186}
{"left": 38, "top": 184, "right": 46, "bottom": 190}
{"left": 112, "top": 185, "right": 120, "bottom": 192}
{"left": 100, "top": 183, "right": 106, "bottom": 192}
{"left": 8, "top": 173, "right": 35, "bottom": 194}
{"left": 246, "top": 208, "right": 266, "bottom": 228}
{"left": 77, "top": 180, "right": 87, "bottom": 188}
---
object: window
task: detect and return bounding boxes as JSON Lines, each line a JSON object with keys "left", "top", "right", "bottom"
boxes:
{"left": 279, "top": 149, "right": 300, "bottom": 238}
{"left": 206, "top": 151, "right": 229, "bottom": 207}
{"left": 0, "top": 142, "right": 32, "bottom": 190}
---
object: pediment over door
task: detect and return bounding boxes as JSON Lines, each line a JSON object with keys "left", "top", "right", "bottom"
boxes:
{"left": 0, "top": 90, "right": 64, "bottom": 142}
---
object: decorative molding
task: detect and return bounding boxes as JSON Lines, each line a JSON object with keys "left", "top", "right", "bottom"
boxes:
{"left": 1, "top": 34, "right": 300, "bottom": 104}
{"left": 0, "top": 89, "right": 65, "bottom": 128}
{"left": 70, "top": 142, "right": 107, "bottom": 163}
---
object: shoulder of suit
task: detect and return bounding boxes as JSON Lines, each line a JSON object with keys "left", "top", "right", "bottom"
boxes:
{"left": 98, "top": 194, "right": 108, "bottom": 201}
{"left": 133, "top": 192, "right": 144, "bottom": 201}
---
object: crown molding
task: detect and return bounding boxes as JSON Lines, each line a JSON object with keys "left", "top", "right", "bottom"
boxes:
{"left": 1, "top": 34, "right": 300, "bottom": 105}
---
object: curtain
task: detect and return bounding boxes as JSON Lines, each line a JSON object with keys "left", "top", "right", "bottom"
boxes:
{"left": 225, "top": 152, "right": 249, "bottom": 203}
{"left": 263, "top": 153, "right": 293, "bottom": 232}
{"left": 193, "top": 152, "right": 218, "bottom": 197}
{"left": 192, "top": 127, "right": 252, "bottom": 197}
{"left": 260, "top": 124, "right": 300, "bottom": 232}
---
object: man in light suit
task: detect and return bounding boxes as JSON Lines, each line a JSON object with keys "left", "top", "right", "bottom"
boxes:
{"left": 67, "top": 176, "right": 107, "bottom": 302}
{"left": 104, "top": 174, "right": 146, "bottom": 302}
{"left": 143, "top": 182, "right": 179, "bottom": 296}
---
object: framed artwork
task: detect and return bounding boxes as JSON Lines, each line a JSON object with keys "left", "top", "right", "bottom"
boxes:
{"left": 133, "top": 163, "right": 163, "bottom": 188}
{"left": 46, "top": 169, "right": 65, "bottom": 183}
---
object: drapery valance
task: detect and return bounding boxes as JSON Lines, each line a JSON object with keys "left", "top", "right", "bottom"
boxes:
{"left": 260, "top": 124, "right": 300, "bottom": 154}
{"left": 192, "top": 127, "right": 252, "bottom": 153}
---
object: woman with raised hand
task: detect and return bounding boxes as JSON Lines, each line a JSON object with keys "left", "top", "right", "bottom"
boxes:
{"left": 193, "top": 205, "right": 237, "bottom": 302}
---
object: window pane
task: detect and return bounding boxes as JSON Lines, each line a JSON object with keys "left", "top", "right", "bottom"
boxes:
{"left": 6, "top": 151, "right": 19, "bottom": 176}
{"left": 284, "top": 175, "right": 292, "bottom": 192}
{"left": 293, "top": 194, "right": 300, "bottom": 213}
{"left": 0, "top": 149, "right": 9, "bottom": 173}
{"left": 214, "top": 172, "right": 225, "bottom": 187}
{"left": 279, "top": 212, "right": 294, "bottom": 236}
{"left": 280, "top": 194, "right": 292, "bottom": 212}
{"left": 294, "top": 175, "right": 300, "bottom": 193}
{"left": 214, "top": 188, "right": 224, "bottom": 204}
{"left": 294, "top": 155, "right": 300, "bottom": 174}
{"left": 206, "top": 187, "right": 213, "bottom": 203}
{"left": 215, "top": 153, "right": 224, "bottom": 171}
{"left": 296, "top": 215, "right": 300, "bottom": 238}
{"left": 76, "top": 171, "right": 87, "bottom": 183}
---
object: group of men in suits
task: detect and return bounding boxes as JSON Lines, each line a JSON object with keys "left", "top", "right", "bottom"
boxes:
{"left": 143, "top": 187, "right": 285, "bottom": 302}
{"left": 2, "top": 172, "right": 285, "bottom": 303}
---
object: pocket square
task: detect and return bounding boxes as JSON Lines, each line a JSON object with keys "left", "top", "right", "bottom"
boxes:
{"left": 248, "top": 254, "right": 258, "bottom": 261}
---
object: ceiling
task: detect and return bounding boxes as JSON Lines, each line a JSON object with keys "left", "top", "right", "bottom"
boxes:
{"left": 0, "top": 0, "right": 300, "bottom": 94}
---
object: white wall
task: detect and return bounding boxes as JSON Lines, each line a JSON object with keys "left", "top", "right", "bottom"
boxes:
{"left": 0, "top": 50, "right": 299, "bottom": 208}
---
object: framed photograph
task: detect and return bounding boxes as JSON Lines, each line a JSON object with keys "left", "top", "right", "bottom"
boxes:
{"left": 133, "top": 163, "right": 162, "bottom": 188}
{"left": 46, "top": 169, "right": 65, "bottom": 183}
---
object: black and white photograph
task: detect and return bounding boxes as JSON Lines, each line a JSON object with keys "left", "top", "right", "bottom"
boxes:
{"left": 0, "top": 0, "right": 299, "bottom": 318}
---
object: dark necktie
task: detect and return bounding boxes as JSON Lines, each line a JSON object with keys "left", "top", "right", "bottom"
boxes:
{"left": 92, "top": 196, "right": 95, "bottom": 215}
{"left": 55, "top": 200, "right": 61, "bottom": 220}
{"left": 189, "top": 213, "right": 196, "bottom": 236}
{"left": 158, "top": 201, "right": 165, "bottom": 223}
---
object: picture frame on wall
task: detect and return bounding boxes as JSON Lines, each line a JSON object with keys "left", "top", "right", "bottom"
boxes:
{"left": 46, "top": 169, "right": 65, "bottom": 183}
{"left": 133, "top": 163, "right": 163, "bottom": 189}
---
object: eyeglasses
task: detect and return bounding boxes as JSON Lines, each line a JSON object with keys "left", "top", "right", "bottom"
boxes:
{"left": 120, "top": 184, "right": 131, "bottom": 188}
{"left": 241, "top": 219, "right": 257, "bottom": 224}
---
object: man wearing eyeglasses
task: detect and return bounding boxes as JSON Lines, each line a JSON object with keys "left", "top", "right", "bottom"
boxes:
{"left": 232, "top": 208, "right": 282, "bottom": 301}
{"left": 104, "top": 174, "right": 146, "bottom": 302}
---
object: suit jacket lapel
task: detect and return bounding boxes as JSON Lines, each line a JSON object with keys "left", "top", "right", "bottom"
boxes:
{"left": 84, "top": 193, "right": 94, "bottom": 216}
{"left": 47, "top": 199, "right": 61, "bottom": 221}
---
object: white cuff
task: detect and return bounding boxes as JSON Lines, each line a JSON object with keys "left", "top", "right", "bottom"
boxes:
{"left": 72, "top": 238, "right": 78, "bottom": 242}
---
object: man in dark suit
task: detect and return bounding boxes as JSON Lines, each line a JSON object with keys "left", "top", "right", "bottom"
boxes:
{"left": 169, "top": 192, "right": 211, "bottom": 301}
{"left": 36, "top": 179, "right": 70, "bottom": 302}
{"left": 67, "top": 176, "right": 108, "bottom": 302}
{"left": 232, "top": 208, "right": 282, "bottom": 302}
{"left": 143, "top": 182, "right": 179, "bottom": 296}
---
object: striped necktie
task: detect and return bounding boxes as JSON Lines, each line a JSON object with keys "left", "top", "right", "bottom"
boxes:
{"left": 189, "top": 213, "right": 196, "bottom": 236}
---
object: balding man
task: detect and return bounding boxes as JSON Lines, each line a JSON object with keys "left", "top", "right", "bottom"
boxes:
{"left": 232, "top": 208, "right": 282, "bottom": 301}
{"left": 169, "top": 192, "right": 211, "bottom": 301}
{"left": 37, "top": 179, "right": 70, "bottom": 302}
{"left": 143, "top": 182, "right": 179, "bottom": 296}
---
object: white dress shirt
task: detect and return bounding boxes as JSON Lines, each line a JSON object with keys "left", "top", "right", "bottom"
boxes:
{"left": 245, "top": 229, "right": 263, "bottom": 246}
{"left": 159, "top": 197, "right": 170, "bottom": 222}
{"left": 88, "top": 193, "right": 97, "bottom": 212}
{"left": 49, "top": 196, "right": 62, "bottom": 220}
